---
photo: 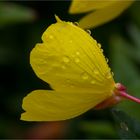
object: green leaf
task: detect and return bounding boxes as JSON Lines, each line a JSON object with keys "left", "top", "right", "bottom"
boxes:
{"left": 112, "top": 109, "right": 140, "bottom": 139}
{"left": 127, "top": 24, "right": 140, "bottom": 62}
{"left": 79, "top": 121, "right": 117, "bottom": 138}
{"left": 0, "top": 2, "right": 36, "bottom": 27}
{"left": 109, "top": 35, "right": 140, "bottom": 120}
{"left": 110, "top": 35, "right": 140, "bottom": 91}
{"left": 130, "top": 1, "right": 140, "bottom": 26}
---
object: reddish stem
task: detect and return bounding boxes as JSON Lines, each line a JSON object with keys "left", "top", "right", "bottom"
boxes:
{"left": 119, "top": 90, "right": 140, "bottom": 104}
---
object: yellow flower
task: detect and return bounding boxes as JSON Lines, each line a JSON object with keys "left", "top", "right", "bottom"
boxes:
{"left": 69, "top": 0, "right": 134, "bottom": 29}
{"left": 21, "top": 16, "right": 140, "bottom": 121}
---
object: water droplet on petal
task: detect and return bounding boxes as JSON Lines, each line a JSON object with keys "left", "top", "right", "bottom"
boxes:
{"left": 94, "top": 69, "right": 99, "bottom": 75}
{"left": 63, "top": 56, "right": 70, "bottom": 63}
{"left": 101, "top": 49, "right": 103, "bottom": 53}
{"left": 73, "top": 22, "right": 79, "bottom": 26}
{"left": 76, "top": 51, "right": 80, "bottom": 55}
{"left": 111, "top": 72, "right": 114, "bottom": 77}
{"left": 86, "top": 29, "right": 91, "bottom": 35}
{"left": 49, "top": 35, "right": 54, "bottom": 39}
{"left": 75, "top": 58, "right": 80, "bottom": 63}
{"left": 62, "top": 65, "right": 66, "bottom": 69}
{"left": 106, "top": 58, "right": 109, "bottom": 63}
{"left": 81, "top": 72, "right": 89, "bottom": 80}
{"left": 120, "top": 122, "right": 129, "bottom": 131}
{"left": 91, "top": 80, "right": 95, "bottom": 84}
{"left": 108, "top": 67, "right": 111, "bottom": 71}
{"left": 97, "top": 43, "right": 101, "bottom": 49}
{"left": 69, "top": 40, "right": 73, "bottom": 43}
{"left": 106, "top": 72, "right": 112, "bottom": 79}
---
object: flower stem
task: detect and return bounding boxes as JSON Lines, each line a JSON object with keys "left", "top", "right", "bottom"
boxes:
{"left": 119, "top": 90, "right": 140, "bottom": 104}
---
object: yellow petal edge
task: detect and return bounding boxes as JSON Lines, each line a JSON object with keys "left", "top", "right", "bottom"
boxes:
{"left": 69, "top": 0, "right": 134, "bottom": 29}
{"left": 78, "top": 1, "right": 134, "bottom": 29}
{"left": 69, "top": 0, "right": 116, "bottom": 14}
{"left": 21, "top": 16, "right": 115, "bottom": 121}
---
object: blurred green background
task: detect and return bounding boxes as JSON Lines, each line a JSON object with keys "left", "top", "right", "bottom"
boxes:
{"left": 1, "top": 0, "right": 140, "bottom": 139}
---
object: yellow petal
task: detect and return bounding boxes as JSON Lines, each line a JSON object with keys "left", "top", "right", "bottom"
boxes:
{"left": 21, "top": 90, "right": 110, "bottom": 121}
{"left": 78, "top": 1, "right": 134, "bottom": 29}
{"left": 21, "top": 17, "right": 116, "bottom": 121}
{"left": 30, "top": 18, "right": 115, "bottom": 93}
{"left": 69, "top": 0, "right": 116, "bottom": 14}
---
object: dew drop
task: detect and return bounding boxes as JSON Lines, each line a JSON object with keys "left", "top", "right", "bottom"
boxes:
{"left": 111, "top": 72, "right": 114, "bottom": 77}
{"left": 63, "top": 56, "right": 70, "bottom": 63}
{"left": 106, "top": 58, "right": 109, "bottom": 63}
{"left": 97, "top": 43, "right": 101, "bottom": 49}
{"left": 120, "top": 122, "right": 129, "bottom": 131}
{"left": 73, "top": 22, "right": 79, "bottom": 26}
{"left": 91, "top": 80, "right": 95, "bottom": 84}
{"left": 106, "top": 72, "right": 112, "bottom": 79}
{"left": 62, "top": 65, "right": 66, "bottom": 69}
{"left": 94, "top": 69, "right": 99, "bottom": 75}
{"left": 86, "top": 29, "right": 91, "bottom": 35}
{"left": 81, "top": 72, "right": 89, "bottom": 80}
{"left": 49, "top": 35, "right": 54, "bottom": 39}
{"left": 101, "top": 49, "right": 103, "bottom": 53}
{"left": 69, "top": 40, "right": 73, "bottom": 43}
{"left": 76, "top": 51, "right": 80, "bottom": 55}
{"left": 75, "top": 58, "right": 80, "bottom": 63}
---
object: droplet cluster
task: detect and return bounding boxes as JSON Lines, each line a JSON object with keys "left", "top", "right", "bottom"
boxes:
{"left": 47, "top": 32, "right": 114, "bottom": 88}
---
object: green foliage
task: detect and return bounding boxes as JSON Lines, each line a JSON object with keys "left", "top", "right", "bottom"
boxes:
{"left": 127, "top": 24, "right": 140, "bottom": 62}
{"left": 112, "top": 109, "right": 140, "bottom": 139}
{"left": 79, "top": 120, "right": 117, "bottom": 138}
{"left": 0, "top": 2, "right": 36, "bottom": 27}
{"left": 109, "top": 28, "right": 140, "bottom": 120}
